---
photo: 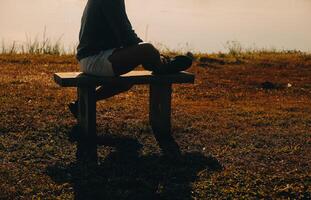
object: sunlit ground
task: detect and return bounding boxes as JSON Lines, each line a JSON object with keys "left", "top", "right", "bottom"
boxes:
{"left": 0, "top": 52, "right": 310, "bottom": 199}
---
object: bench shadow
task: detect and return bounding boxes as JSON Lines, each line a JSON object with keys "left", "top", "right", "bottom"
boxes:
{"left": 47, "top": 127, "right": 222, "bottom": 200}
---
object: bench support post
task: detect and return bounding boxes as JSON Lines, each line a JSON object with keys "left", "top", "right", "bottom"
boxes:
{"left": 149, "top": 83, "right": 172, "bottom": 138}
{"left": 77, "top": 86, "right": 97, "bottom": 163}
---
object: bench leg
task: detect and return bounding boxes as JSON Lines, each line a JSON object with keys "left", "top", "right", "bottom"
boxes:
{"left": 77, "top": 86, "right": 98, "bottom": 163}
{"left": 149, "top": 83, "right": 172, "bottom": 137}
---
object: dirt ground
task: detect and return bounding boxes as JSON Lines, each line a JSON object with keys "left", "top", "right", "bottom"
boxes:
{"left": 0, "top": 53, "right": 310, "bottom": 199}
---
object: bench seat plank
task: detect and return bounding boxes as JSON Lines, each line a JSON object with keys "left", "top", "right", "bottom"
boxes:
{"left": 54, "top": 71, "right": 195, "bottom": 87}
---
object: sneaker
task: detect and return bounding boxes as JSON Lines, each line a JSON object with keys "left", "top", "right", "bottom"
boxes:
{"left": 68, "top": 101, "right": 78, "bottom": 118}
{"left": 152, "top": 55, "right": 193, "bottom": 75}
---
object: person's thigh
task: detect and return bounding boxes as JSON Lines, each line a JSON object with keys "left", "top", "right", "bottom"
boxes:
{"left": 108, "top": 43, "right": 161, "bottom": 76}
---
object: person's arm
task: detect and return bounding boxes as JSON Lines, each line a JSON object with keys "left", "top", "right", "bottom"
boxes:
{"left": 120, "top": 0, "right": 143, "bottom": 46}
{"left": 102, "top": 0, "right": 143, "bottom": 47}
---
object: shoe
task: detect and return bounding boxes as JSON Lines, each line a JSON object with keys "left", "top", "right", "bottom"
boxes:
{"left": 152, "top": 55, "right": 193, "bottom": 75}
{"left": 68, "top": 101, "right": 78, "bottom": 118}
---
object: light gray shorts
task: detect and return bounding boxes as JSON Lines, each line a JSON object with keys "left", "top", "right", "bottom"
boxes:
{"left": 78, "top": 49, "right": 115, "bottom": 77}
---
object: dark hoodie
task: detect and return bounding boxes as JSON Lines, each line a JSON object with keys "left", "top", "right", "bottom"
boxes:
{"left": 76, "top": 0, "right": 143, "bottom": 61}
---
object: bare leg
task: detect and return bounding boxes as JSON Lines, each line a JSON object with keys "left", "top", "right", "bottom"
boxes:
{"left": 95, "top": 82, "right": 133, "bottom": 101}
{"left": 108, "top": 42, "right": 162, "bottom": 75}
{"left": 95, "top": 43, "right": 163, "bottom": 101}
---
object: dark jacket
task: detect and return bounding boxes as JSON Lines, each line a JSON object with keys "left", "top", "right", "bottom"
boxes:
{"left": 76, "top": 0, "right": 143, "bottom": 61}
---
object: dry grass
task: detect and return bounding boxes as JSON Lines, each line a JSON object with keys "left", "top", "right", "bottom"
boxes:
{"left": 0, "top": 52, "right": 310, "bottom": 199}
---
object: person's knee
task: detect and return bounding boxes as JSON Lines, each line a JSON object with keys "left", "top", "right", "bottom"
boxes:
{"left": 140, "top": 43, "right": 160, "bottom": 59}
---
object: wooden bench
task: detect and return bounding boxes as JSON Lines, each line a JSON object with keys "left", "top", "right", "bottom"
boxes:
{"left": 54, "top": 71, "right": 195, "bottom": 161}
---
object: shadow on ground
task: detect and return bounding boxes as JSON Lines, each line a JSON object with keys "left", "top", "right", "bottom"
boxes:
{"left": 47, "top": 127, "right": 222, "bottom": 200}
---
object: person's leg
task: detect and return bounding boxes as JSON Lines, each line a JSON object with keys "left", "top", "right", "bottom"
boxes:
{"left": 94, "top": 43, "right": 162, "bottom": 101}
{"left": 108, "top": 42, "right": 162, "bottom": 75}
{"left": 95, "top": 82, "right": 133, "bottom": 101}
{"left": 108, "top": 42, "right": 193, "bottom": 76}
